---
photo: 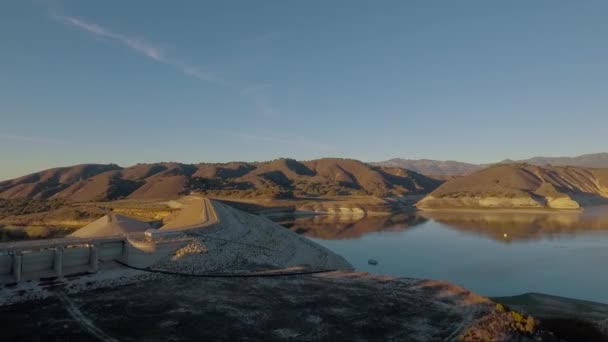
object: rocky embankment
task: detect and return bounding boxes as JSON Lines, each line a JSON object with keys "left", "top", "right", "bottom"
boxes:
{"left": 153, "top": 200, "right": 352, "bottom": 273}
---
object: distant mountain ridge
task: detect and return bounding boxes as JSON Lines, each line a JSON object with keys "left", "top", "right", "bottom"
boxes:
{"left": 0, "top": 158, "right": 442, "bottom": 202}
{"left": 374, "top": 153, "right": 608, "bottom": 177}
{"left": 372, "top": 159, "right": 482, "bottom": 177}
{"left": 515, "top": 153, "right": 608, "bottom": 168}
{"left": 3, "top": 153, "right": 606, "bottom": 204}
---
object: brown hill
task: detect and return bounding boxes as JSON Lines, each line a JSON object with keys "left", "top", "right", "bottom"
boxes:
{"left": 193, "top": 158, "right": 441, "bottom": 198}
{"left": 0, "top": 158, "right": 442, "bottom": 202}
{"left": 120, "top": 163, "right": 169, "bottom": 180}
{"left": 50, "top": 170, "right": 124, "bottom": 202}
{"left": 0, "top": 164, "right": 122, "bottom": 200}
{"left": 127, "top": 164, "right": 196, "bottom": 200}
{"left": 417, "top": 163, "right": 608, "bottom": 209}
{"left": 193, "top": 162, "right": 255, "bottom": 179}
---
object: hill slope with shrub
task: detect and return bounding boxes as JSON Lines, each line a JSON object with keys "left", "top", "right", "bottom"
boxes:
{"left": 416, "top": 164, "right": 608, "bottom": 209}
{"left": 0, "top": 158, "right": 442, "bottom": 202}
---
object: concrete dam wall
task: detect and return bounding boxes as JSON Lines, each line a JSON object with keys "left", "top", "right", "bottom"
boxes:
{"left": 0, "top": 196, "right": 351, "bottom": 286}
{"left": 0, "top": 237, "right": 126, "bottom": 283}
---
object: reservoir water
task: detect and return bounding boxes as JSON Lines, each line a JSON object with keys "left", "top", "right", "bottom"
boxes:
{"left": 275, "top": 206, "right": 608, "bottom": 303}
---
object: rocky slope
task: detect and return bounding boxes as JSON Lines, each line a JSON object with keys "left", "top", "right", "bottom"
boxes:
{"left": 0, "top": 158, "right": 441, "bottom": 201}
{"left": 416, "top": 164, "right": 608, "bottom": 210}
{"left": 153, "top": 199, "right": 352, "bottom": 273}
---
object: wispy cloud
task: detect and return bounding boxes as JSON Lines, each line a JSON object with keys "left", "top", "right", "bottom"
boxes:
{"left": 53, "top": 14, "right": 228, "bottom": 85}
{"left": 240, "top": 84, "right": 275, "bottom": 116}
{"left": 0, "top": 133, "right": 64, "bottom": 144}
{"left": 54, "top": 13, "right": 278, "bottom": 116}
{"left": 58, "top": 15, "right": 165, "bottom": 61}
{"left": 226, "top": 131, "right": 335, "bottom": 151}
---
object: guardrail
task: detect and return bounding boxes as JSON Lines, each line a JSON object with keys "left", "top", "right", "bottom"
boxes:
{"left": 0, "top": 235, "right": 126, "bottom": 253}
{"left": 0, "top": 227, "right": 199, "bottom": 283}
{"left": 0, "top": 197, "right": 218, "bottom": 284}
{"left": 0, "top": 235, "right": 128, "bottom": 283}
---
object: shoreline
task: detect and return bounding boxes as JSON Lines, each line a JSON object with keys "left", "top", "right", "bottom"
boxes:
{"left": 418, "top": 207, "right": 584, "bottom": 214}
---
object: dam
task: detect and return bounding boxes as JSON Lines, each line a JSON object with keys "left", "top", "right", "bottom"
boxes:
{"left": 0, "top": 196, "right": 350, "bottom": 288}
{"left": 0, "top": 197, "right": 561, "bottom": 341}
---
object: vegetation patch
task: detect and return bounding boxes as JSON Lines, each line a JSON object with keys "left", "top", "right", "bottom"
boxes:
{"left": 0, "top": 198, "right": 66, "bottom": 219}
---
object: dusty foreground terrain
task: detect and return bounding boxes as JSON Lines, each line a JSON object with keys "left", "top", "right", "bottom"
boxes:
{"left": 0, "top": 271, "right": 539, "bottom": 342}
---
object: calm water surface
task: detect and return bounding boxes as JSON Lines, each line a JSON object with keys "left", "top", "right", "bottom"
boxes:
{"left": 275, "top": 207, "right": 608, "bottom": 303}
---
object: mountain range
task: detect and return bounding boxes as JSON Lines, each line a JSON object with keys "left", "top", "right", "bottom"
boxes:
{"left": 374, "top": 153, "right": 608, "bottom": 177}
{"left": 2, "top": 153, "right": 607, "bottom": 209}
{"left": 0, "top": 158, "right": 441, "bottom": 202}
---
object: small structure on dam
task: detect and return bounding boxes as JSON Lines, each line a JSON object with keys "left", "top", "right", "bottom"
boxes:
{"left": 69, "top": 213, "right": 151, "bottom": 238}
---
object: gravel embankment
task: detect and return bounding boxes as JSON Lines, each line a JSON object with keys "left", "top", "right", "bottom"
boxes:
{"left": 152, "top": 201, "right": 352, "bottom": 274}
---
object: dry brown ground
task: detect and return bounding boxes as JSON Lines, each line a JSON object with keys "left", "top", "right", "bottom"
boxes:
{"left": 0, "top": 271, "right": 542, "bottom": 341}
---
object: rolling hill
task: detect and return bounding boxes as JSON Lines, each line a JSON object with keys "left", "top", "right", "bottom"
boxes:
{"left": 0, "top": 158, "right": 442, "bottom": 202}
{"left": 416, "top": 164, "right": 608, "bottom": 210}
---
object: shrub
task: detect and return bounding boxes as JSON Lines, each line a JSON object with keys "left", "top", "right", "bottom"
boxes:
{"left": 510, "top": 311, "right": 535, "bottom": 334}
{"left": 25, "top": 226, "right": 51, "bottom": 239}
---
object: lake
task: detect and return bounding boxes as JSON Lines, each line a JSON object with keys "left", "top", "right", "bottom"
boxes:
{"left": 274, "top": 207, "right": 608, "bottom": 304}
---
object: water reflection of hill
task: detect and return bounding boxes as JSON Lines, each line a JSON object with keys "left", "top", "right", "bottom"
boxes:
{"left": 275, "top": 212, "right": 427, "bottom": 239}
{"left": 420, "top": 207, "right": 608, "bottom": 242}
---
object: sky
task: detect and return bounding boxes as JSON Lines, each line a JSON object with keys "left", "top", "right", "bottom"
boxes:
{"left": 1, "top": 1, "right": 607, "bottom": 180}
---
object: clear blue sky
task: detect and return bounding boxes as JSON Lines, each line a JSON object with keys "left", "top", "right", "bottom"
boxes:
{"left": 1, "top": 0, "right": 607, "bottom": 180}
